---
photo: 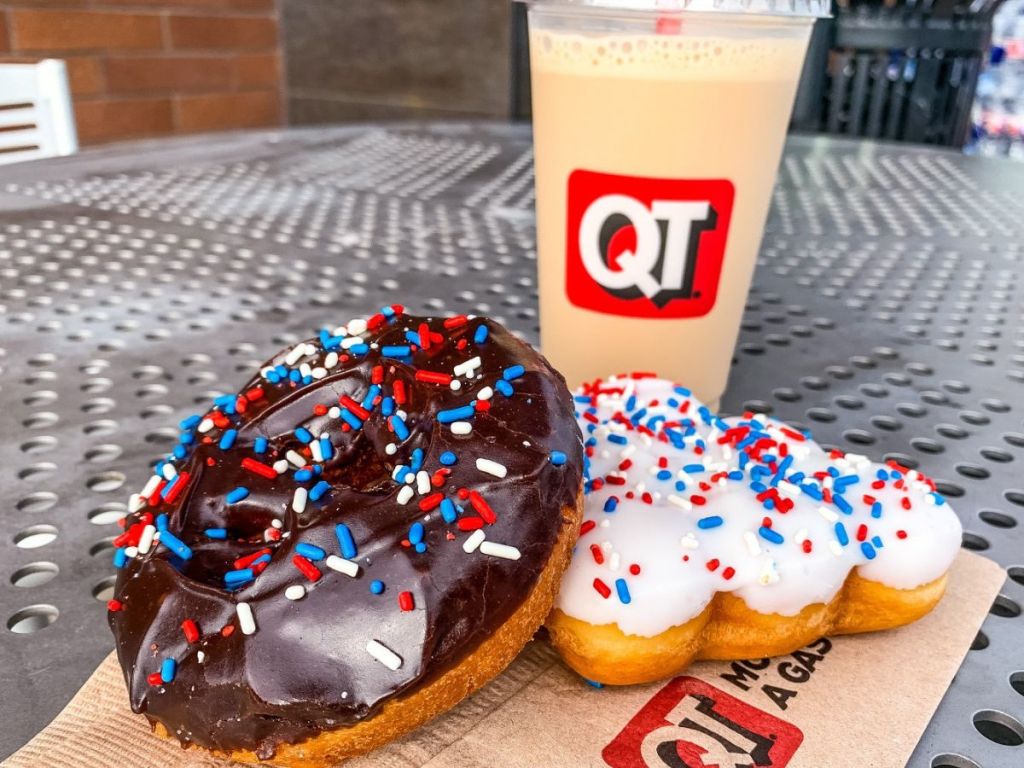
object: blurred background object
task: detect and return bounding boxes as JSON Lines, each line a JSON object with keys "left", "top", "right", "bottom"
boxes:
{"left": 0, "top": 0, "right": 283, "bottom": 146}
{"left": 0, "top": 58, "right": 77, "bottom": 164}
{"left": 968, "top": 0, "right": 1024, "bottom": 158}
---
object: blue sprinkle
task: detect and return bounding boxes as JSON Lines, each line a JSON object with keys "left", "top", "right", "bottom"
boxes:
{"left": 381, "top": 305, "right": 395, "bottom": 317}
{"left": 439, "top": 451, "right": 458, "bottom": 466}
{"left": 762, "top": 498, "right": 776, "bottom": 511}
{"left": 361, "top": 385, "right": 381, "bottom": 410}
{"left": 320, "top": 436, "right": 333, "bottom": 460}
{"left": 574, "top": 395, "right": 592, "bottom": 403}
{"left": 415, "top": 542, "right": 427, "bottom": 553}
{"left": 872, "top": 535, "right": 884, "bottom": 549}
{"left": 296, "top": 542, "right": 326, "bottom": 561}
{"left": 615, "top": 578, "right": 631, "bottom": 604}
{"left": 226, "top": 487, "right": 250, "bottom": 504}
{"left": 370, "top": 580, "right": 385, "bottom": 595}
{"left": 876, "top": 469, "right": 889, "bottom": 480}
{"left": 156, "top": 514, "right": 169, "bottom": 533}
{"left": 409, "top": 522, "right": 425, "bottom": 545}
{"left": 835, "top": 522, "right": 849, "bottom": 546}
{"left": 391, "top": 415, "right": 410, "bottom": 440}
{"left": 438, "top": 405, "right": 475, "bottom": 424}
{"left": 656, "top": 469, "right": 672, "bottom": 481}
{"left": 225, "top": 568, "right": 254, "bottom": 586}
{"left": 395, "top": 466, "right": 412, "bottom": 483}
{"left": 550, "top": 450, "right": 568, "bottom": 466}
{"left": 684, "top": 464, "right": 706, "bottom": 474}
{"left": 253, "top": 436, "right": 268, "bottom": 454}
{"left": 503, "top": 365, "right": 525, "bottom": 381}
{"left": 252, "top": 553, "right": 271, "bottom": 566}
{"left": 160, "top": 531, "right": 192, "bottom": 560}
{"left": 295, "top": 427, "right": 313, "bottom": 444}
{"left": 381, "top": 345, "right": 411, "bottom": 357}
{"left": 275, "top": 365, "right": 288, "bottom": 377}
{"left": 759, "top": 526, "right": 784, "bottom": 544}
{"left": 674, "top": 385, "right": 692, "bottom": 396}
{"left": 698, "top": 515, "right": 724, "bottom": 529}
{"left": 172, "top": 444, "right": 187, "bottom": 460}
{"left": 113, "top": 547, "right": 128, "bottom": 569}
{"left": 871, "top": 501, "right": 882, "bottom": 518}
{"left": 625, "top": 394, "right": 637, "bottom": 412}
{"left": 180, "top": 415, "right": 201, "bottom": 430}
{"left": 861, "top": 541, "right": 877, "bottom": 560}
{"left": 440, "top": 498, "right": 457, "bottom": 524}
{"left": 833, "top": 494, "right": 853, "bottom": 515}
{"left": 289, "top": 370, "right": 301, "bottom": 383}
{"left": 607, "top": 434, "right": 628, "bottom": 445}
{"left": 204, "top": 528, "right": 228, "bottom": 540}
{"left": 584, "top": 678, "right": 604, "bottom": 689}
{"left": 495, "top": 379, "right": 514, "bottom": 397}
{"left": 335, "top": 524, "right": 357, "bottom": 559}
{"left": 349, "top": 343, "right": 369, "bottom": 355}
{"left": 728, "top": 470, "right": 745, "bottom": 481}
{"left": 381, "top": 396, "right": 395, "bottom": 416}
{"left": 603, "top": 497, "right": 618, "bottom": 513}
{"left": 674, "top": 481, "right": 687, "bottom": 492}
{"left": 294, "top": 468, "right": 313, "bottom": 482}
{"left": 340, "top": 409, "right": 363, "bottom": 430}
{"left": 931, "top": 492, "right": 946, "bottom": 506}
{"left": 160, "top": 658, "right": 177, "bottom": 684}
{"left": 219, "top": 429, "right": 237, "bottom": 451}
{"left": 309, "top": 480, "right": 330, "bottom": 502}
{"left": 800, "top": 483, "right": 823, "bottom": 501}
{"left": 474, "top": 324, "right": 489, "bottom": 344}
{"left": 404, "top": 330, "right": 421, "bottom": 345}
{"left": 266, "top": 371, "right": 281, "bottom": 384}
{"left": 410, "top": 448, "right": 424, "bottom": 472}
{"left": 179, "top": 432, "right": 195, "bottom": 445}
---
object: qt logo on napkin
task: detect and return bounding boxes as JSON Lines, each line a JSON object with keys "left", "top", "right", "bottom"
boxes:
{"left": 602, "top": 676, "right": 804, "bottom": 768}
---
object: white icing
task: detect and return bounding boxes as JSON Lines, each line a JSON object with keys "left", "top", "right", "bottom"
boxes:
{"left": 555, "top": 376, "right": 963, "bottom": 638}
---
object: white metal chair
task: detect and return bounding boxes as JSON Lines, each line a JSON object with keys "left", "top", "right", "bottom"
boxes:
{"left": 0, "top": 59, "right": 78, "bottom": 166}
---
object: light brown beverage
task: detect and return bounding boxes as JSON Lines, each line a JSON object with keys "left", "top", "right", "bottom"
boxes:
{"left": 528, "top": 8, "right": 813, "bottom": 405}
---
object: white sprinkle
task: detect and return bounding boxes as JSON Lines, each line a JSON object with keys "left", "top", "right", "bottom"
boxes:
{"left": 341, "top": 336, "right": 364, "bottom": 350}
{"left": 453, "top": 356, "right": 481, "bottom": 377}
{"left": 523, "top": 440, "right": 531, "bottom": 447}
{"left": 449, "top": 380, "right": 462, "bottom": 391}
{"left": 601, "top": 540, "right": 612, "bottom": 552}
{"left": 777, "top": 480, "right": 800, "bottom": 499}
{"left": 619, "top": 444, "right": 636, "bottom": 459}
{"left": 236, "top": 602, "right": 256, "bottom": 635}
{"left": 311, "top": 367, "right": 327, "bottom": 380}
{"left": 397, "top": 485, "right": 415, "bottom": 505}
{"left": 744, "top": 531, "right": 761, "bottom": 557}
{"left": 391, "top": 465, "right": 407, "bottom": 481}
{"left": 197, "top": 651, "right": 206, "bottom": 664}
{"left": 284, "top": 343, "right": 306, "bottom": 366}
{"left": 385, "top": 443, "right": 397, "bottom": 455}
{"left": 347, "top": 318, "right": 367, "bottom": 335}
{"left": 451, "top": 421, "right": 472, "bottom": 435}
{"left": 462, "top": 529, "right": 486, "bottom": 553}
{"left": 599, "top": 519, "right": 611, "bottom": 528}
{"left": 128, "top": 493, "right": 145, "bottom": 513}
{"left": 818, "top": 506, "right": 839, "bottom": 523}
{"left": 125, "top": 546, "right": 138, "bottom": 558}
{"left": 609, "top": 552, "right": 620, "bottom": 571}
{"left": 273, "top": 459, "right": 289, "bottom": 474}
{"left": 328, "top": 406, "right": 341, "bottom": 419}
{"left": 285, "top": 585, "right": 306, "bottom": 601}
{"left": 303, "top": 343, "right": 317, "bottom": 357}
{"left": 680, "top": 533, "right": 699, "bottom": 549}
{"left": 137, "top": 525, "right": 156, "bottom": 554}
{"left": 310, "top": 440, "right": 324, "bottom": 463}
{"left": 668, "top": 494, "right": 692, "bottom": 511}
{"left": 331, "top": 324, "right": 348, "bottom": 337}
{"left": 292, "top": 487, "right": 308, "bottom": 514}
{"left": 271, "top": 518, "right": 283, "bottom": 529}
{"left": 286, "top": 450, "right": 306, "bottom": 468}
{"left": 476, "top": 458, "right": 507, "bottom": 478}
{"left": 325, "top": 555, "right": 360, "bottom": 577}
{"left": 324, "top": 351, "right": 339, "bottom": 369}
{"left": 416, "top": 471, "right": 431, "bottom": 495}
{"left": 479, "top": 541, "right": 521, "bottom": 560}
{"left": 299, "top": 362, "right": 312, "bottom": 379}
{"left": 161, "top": 463, "right": 178, "bottom": 481}
{"left": 829, "top": 540, "right": 844, "bottom": 557}
{"left": 260, "top": 366, "right": 275, "bottom": 380}
{"left": 366, "top": 639, "right": 402, "bottom": 670}
{"left": 477, "top": 386, "right": 494, "bottom": 401}
{"left": 404, "top": 473, "right": 415, "bottom": 485}
{"left": 758, "top": 559, "right": 780, "bottom": 586}
{"left": 141, "top": 474, "right": 163, "bottom": 498}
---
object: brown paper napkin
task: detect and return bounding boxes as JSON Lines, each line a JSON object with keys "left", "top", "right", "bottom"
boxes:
{"left": 4, "top": 551, "right": 1004, "bottom": 768}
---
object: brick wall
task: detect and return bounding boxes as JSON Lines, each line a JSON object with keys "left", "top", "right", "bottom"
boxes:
{"left": 0, "top": 1, "right": 284, "bottom": 145}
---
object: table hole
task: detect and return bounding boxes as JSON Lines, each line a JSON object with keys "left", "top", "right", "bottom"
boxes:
{"left": 132, "top": 364, "right": 165, "bottom": 380}
{"left": 834, "top": 396, "right": 864, "bottom": 410}
{"left": 990, "top": 595, "right": 1022, "bottom": 618}
{"left": 136, "top": 383, "right": 168, "bottom": 399}
{"left": 18, "top": 462, "right": 57, "bottom": 480}
{"left": 906, "top": 362, "right": 934, "bottom": 376}
{"left": 84, "top": 444, "right": 123, "bottom": 463}
{"left": 14, "top": 525, "right": 58, "bottom": 549}
{"left": 16, "top": 491, "right": 58, "bottom": 513}
{"left": 740, "top": 343, "right": 765, "bottom": 355}
{"left": 961, "top": 532, "right": 989, "bottom": 551}
{"left": 871, "top": 415, "right": 901, "bottom": 431}
{"left": 6, "top": 604, "right": 58, "bottom": 634}
{"left": 145, "top": 428, "right": 178, "bottom": 444}
{"left": 942, "top": 380, "right": 971, "bottom": 394}
{"left": 956, "top": 463, "right": 989, "bottom": 479}
{"left": 981, "top": 447, "right": 1013, "bottom": 463}
{"left": 188, "top": 371, "right": 218, "bottom": 385}
{"left": 1009, "top": 566, "right": 1024, "bottom": 586}
{"left": 83, "top": 419, "right": 118, "bottom": 436}
{"left": 24, "top": 371, "right": 57, "bottom": 385}
{"left": 800, "top": 376, "right": 829, "bottom": 390}
{"left": 972, "top": 710, "right": 1024, "bottom": 746}
{"left": 140, "top": 404, "right": 174, "bottom": 419}
{"left": 930, "top": 755, "right": 981, "bottom": 768}
{"left": 859, "top": 384, "right": 889, "bottom": 398}
{"left": 897, "top": 403, "right": 927, "bottom": 418}
{"left": 921, "top": 391, "right": 948, "bottom": 405}
{"left": 971, "top": 630, "right": 989, "bottom": 650}
{"left": 1005, "top": 490, "right": 1024, "bottom": 508}
{"left": 910, "top": 438, "right": 944, "bottom": 455}
{"left": 885, "top": 372, "right": 912, "bottom": 386}
{"left": 80, "top": 377, "right": 112, "bottom": 393}
{"left": 92, "top": 576, "right": 116, "bottom": 602}
{"left": 86, "top": 471, "right": 125, "bottom": 493}
{"left": 89, "top": 537, "right": 116, "bottom": 557}
{"left": 934, "top": 481, "right": 964, "bottom": 498}
{"left": 773, "top": 388, "right": 801, "bottom": 403}
{"left": 88, "top": 502, "right": 127, "bottom": 526}
{"left": 843, "top": 429, "right": 875, "bottom": 446}
{"left": 28, "top": 353, "right": 56, "bottom": 368}
{"left": 1010, "top": 672, "right": 1024, "bottom": 697}
{"left": 979, "top": 510, "right": 1017, "bottom": 529}
{"left": 23, "top": 390, "right": 57, "bottom": 406}
{"left": 742, "top": 400, "right": 773, "bottom": 414}
{"left": 81, "top": 397, "right": 116, "bottom": 414}
{"left": 826, "top": 365, "right": 853, "bottom": 379}
{"left": 807, "top": 408, "right": 836, "bottom": 423}
{"left": 885, "top": 452, "right": 919, "bottom": 469}
{"left": 960, "top": 411, "right": 990, "bottom": 426}
{"left": 981, "top": 398, "right": 1012, "bottom": 413}
{"left": 20, "top": 436, "right": 58, "bottom": 455}
{"left": 10, "top": 562, "right": 59, "bottom": 588}
{"left": 23, "top": 412, "right": 59, "bottom": 429}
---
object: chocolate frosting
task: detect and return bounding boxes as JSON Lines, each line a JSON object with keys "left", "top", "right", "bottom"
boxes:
{"left": 108, "top": 311, "right": 583, "bottom": 759}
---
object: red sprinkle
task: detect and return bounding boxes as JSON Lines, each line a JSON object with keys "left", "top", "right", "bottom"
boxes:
{"left": 901, "top": 496, "right": 913, "bottom": 510}
{"left": 163, "top": 472, "right": 190, "bottom": 504}
{"left": 706, "top": 558, "right": 720, "bottom": 572}
{"left": 897, "top": 529, "right": 908, "bottom": 539}
{"left": 856, "top": 524, "right": 868, "bottom": 542}
{"left": 475, "top": 399, "right": 491, "bottom": 412}
{"left": 292, "top": 555, "right": 321, "bottom": 582}
{"left": 148, "top": 672, "right": 163, "bottom": 686}
{"left": 443, "top": 315, "right": 468, "bottom": 329}
{"left": 590, "top": 543, "right": 604, "bottom": 564}
{"left": 221, "top": 625, "right": 235, "bottom": 638}
{"left": 241, "top": 457, "right": 277, "bottom": 480}
{"left": 802, "top": 539, "right": 813, "bottom": 553}
{"left": 415, "top": 370, "right": 452, "bottom": 385}
{"left": 107, "top": 599, "right": 123, "bottom": 612}
{"left": 181, "top": 619, "right": 199, "bottom": 644}
{"left": 722, "top": 567, "right": 736, "bottom": 580}
{"left": 393, "top": 379, "right": 407, "bottom": 404}
{"left": 457, "top": 517, "right": 484, "bottom": 531}
{"left": 418, "top": 492, "right": 444, "bottom": 512}
{"left": 340, "top": 395, "right": 371, "bottom": 420}
{"left": 398, "top": 591, "right": 415, "bottom": 611}
{"left": 593, "top": 578, "right": 611, "bottom": 599}
{"left": 468, "top": 490, "right": 497, "bottom": 524}
{"left": 234, "top": 548, "right": 272, "bottom": 570}
{"left": 580, "top": 520, "right": 596, "bottom": 536}
{"left": 629, "top": 564, "right": 641, "bottom": 576}
{"left": 245, "top": 386, "right": 264, "bottom": 402}
{"left": 371, "top": 365, "right": 384, "bottom": 385}
{"left": 418, "top": 322, "right": 431, "bottom": 349}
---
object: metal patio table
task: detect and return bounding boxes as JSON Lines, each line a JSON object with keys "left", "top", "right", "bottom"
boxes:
{"left": 1, "top": 124, "right": 1022, "bottom": 767}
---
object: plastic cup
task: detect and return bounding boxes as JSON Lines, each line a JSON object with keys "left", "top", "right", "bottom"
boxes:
{"left": 523, "top": 0, "right": 828, "bottom": 405}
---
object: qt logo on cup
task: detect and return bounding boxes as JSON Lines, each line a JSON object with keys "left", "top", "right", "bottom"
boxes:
{"left": 602, "top": 676, "right": 803, "bottom": 768}
{"left": 566, "top": 171, "right": 734, "bottom": 318}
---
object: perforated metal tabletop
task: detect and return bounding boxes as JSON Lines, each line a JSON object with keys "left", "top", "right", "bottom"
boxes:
{"left": 1, "top": 124, "right": 1022, "bottom": 768}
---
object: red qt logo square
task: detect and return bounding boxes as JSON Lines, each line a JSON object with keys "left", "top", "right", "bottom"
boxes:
{"left": 603, "top": 677, "right": 803, "bottom": 768}
{"left": 567, "top": 171, "right": 734, "bottom": 318}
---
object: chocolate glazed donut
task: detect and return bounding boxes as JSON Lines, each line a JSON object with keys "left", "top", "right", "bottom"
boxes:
{"left": 108, "top": 308, "right": 584, "bottom": 763}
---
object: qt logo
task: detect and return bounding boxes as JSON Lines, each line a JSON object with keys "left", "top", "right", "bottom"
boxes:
{"left": 567, "top": 171, "right": 734, "bottom": 318}
{"left": 602, "top": 677, "right": 803, "bottom": 768}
